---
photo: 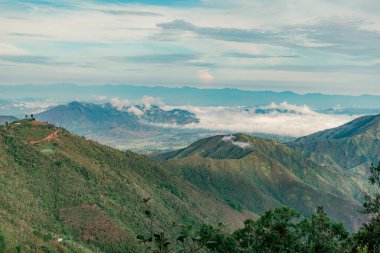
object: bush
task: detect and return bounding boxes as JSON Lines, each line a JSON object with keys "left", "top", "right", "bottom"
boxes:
{"left": 0, "top": 234, "right": 5, "bottom": 253}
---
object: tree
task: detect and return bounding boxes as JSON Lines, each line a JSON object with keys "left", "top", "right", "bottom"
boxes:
{"left": 233, "top": 206, "right": 302, "bottom": 252}
{"left": 299, "top": 206, "right": 350, "bottom": 253}
{"left": 355, "top": 162, "right": 380, "bottom": 253}
{"left": 0, "top": 233, "right": 5, "bottom": 253}
{"left": 137, "top": 198, "right": 218, "bottom": 253}
{"left": 139, "top": 203, "right": 356, "bottom": 253}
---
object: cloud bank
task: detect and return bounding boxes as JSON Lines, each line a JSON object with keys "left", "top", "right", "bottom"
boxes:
{"left": 110, "top": 96, "right": 164, "bottom": 111}
{"left": 161, "top": 102, "right": 358, "bottom": 137}
{"left": 110, "top": 98, "right": 132, "bottom": 110}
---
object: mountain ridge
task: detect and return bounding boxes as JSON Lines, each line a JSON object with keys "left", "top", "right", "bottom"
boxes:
{"left": 0, "top": 116, "right": 18, "bottom": 125}
{"left": 153, "top": 133, "right": 365, "bottom": 231}
{"left": 2, "top": 84, "right": 380, "bottom": 109}
{"left": 288, "top": 114, "right": 380, "bottom": 173}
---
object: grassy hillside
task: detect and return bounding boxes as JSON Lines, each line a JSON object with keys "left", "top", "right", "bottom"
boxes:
{"left": 153, "top": 133, "right": 364, "bottom": 231}
{"left": 0, "top": 120, "right": 249, "bottom": 252}
{"left": 288, "top": 114, "right": 380, "bottom": 175}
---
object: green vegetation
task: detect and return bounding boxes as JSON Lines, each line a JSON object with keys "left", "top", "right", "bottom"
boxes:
{"left": 0, "top": 233, "right": 5, "bottom": 253}
{"left": 355, "top": 162, "right": 380, "bottom": 253}
{"left": 154, "top": 133, "right": 364, "bottom": 231}
{"left": 288, "top": 114, "right": 380, "bottom": 174}
{"left": 140, "top": 164, "right": 380, "bottom": 253}
{"left": 139, "top": 205, "right": 360, "bottom": 253}
{"left": 0, "top": 120, "right": 247, "bottom": 252}
{"left": 1, "top": 119, "right": 379, "bottom": 252}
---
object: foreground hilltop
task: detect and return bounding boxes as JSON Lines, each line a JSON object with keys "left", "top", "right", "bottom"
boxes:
{"left": 0, "top": 120, "right": 248, "bottom": 252}
{"left": 153, "top": 133, "right": 364, "bottom": 231}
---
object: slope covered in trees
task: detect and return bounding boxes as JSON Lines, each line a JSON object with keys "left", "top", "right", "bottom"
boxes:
{"left": 153, "top": 133, "right": 364, "bottom": 231}
{"left": 0, "top": 120, "right": 249, "bottom": 252}
{"left": 288, "top": 114, "right": 380, "bottom": 175}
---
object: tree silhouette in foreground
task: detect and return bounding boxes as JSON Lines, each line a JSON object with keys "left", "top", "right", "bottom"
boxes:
{"left": 355, "top": 162, "right": 380, "bottom": 253}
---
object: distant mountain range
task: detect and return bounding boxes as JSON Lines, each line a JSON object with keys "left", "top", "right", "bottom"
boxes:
{"left": 318, "top": 108, "right": 380, "bottom": 116}
{"left": 34, "top": 101, "right": 205, "bottom": 152}
{"left": 0, "top": 116, "right": 17, "bottom": 125}
{"left": 36, "top": 101, "right": 198, "bottom": 131}
{"left": 1, "top": 84, "right": 380, "bottom": 109}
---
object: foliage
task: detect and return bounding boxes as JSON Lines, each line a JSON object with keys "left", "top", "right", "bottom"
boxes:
{"left": 137, "top": 199, "right": 219, "bottom": 253}
{"left": 355, "top": 162, "right": 380, "bottom": 253}
{"left": 140, "top": 205, "right": 354, "bottom": 253}
{"left": 299, "top": 206, "right": 350, "bottom": 253}
{"left": 233, "top": 207, "right": 301, "bottom": 252}
{"left": 0, "top": 233, "right": 5, "bottom": 253}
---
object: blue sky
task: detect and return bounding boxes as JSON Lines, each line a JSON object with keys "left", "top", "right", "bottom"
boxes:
{"left": 0, "top": 0, "right": 380, "bottom": 95}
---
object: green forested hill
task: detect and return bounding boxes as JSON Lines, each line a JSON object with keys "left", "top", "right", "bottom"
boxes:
{"left": 288, "top": 114, "right": 380, "bottom": 175}
{"left": 153, "top": 133, "right": 364, "bottom": 231}
{"left": 0, "top": 120, "right": 250, "bottom": 252}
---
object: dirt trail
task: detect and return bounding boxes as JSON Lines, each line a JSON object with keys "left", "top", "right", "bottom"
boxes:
{"left": 30, "top": 130, "right": 59, "bottom": 144}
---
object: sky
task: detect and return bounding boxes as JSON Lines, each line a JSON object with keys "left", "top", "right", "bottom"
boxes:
{"left": 0, "top": 0, "right": 380, "bottom": 95}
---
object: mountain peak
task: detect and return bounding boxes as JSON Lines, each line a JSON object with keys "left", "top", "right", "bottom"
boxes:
{"left": 152, "top": 133, "right": 281, "bottom": 161}
{"left": 294, "top": 114, "right": 380, "bottom": 141}
{"left": 154, "top": 132, "right": 363, "bottom": 231}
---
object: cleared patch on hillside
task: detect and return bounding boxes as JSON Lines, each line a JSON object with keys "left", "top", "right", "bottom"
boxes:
{"left": 59, "top": 205, "right": 128, "bottom": 243}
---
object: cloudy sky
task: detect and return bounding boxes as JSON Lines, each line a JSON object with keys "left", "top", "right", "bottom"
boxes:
{"left": 0, "top": 0, "right": 380, "bottom": 95}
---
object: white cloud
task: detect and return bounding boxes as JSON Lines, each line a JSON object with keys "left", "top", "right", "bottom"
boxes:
{"left": 259, "top": 101, "right": 311, "bottom": 114}
{"left": 91, "top": 95, "right": 107, "bottom": 101}
{"left": 197, "top": 69, "right": 214, "bottom": 83}
{"left": 222, "top": 135, "right": 251, "bottom": 149}
{"left": 110, "top": 98, "right": 132, "bottom": 110}
{"left": 0, "top": 43, "right": 28, "bottom": 56}
{"left": 161, "top": 102, "right": 358, "bottom": 137}
{"left": 138, "top": 96, "right": 165, "bottom": 109}
{"left": 127, "top": 105, "right": 144, "bottom": 116}
{"left": 12, "top": 101, "right": 57, "bottom": 114}
{"left": 110, "top": 96, "right": 165, "bottom": 111}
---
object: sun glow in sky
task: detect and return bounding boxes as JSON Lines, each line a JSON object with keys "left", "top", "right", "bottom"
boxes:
{"left": 0, "top": 0, "right": 380, "bottom": 94}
